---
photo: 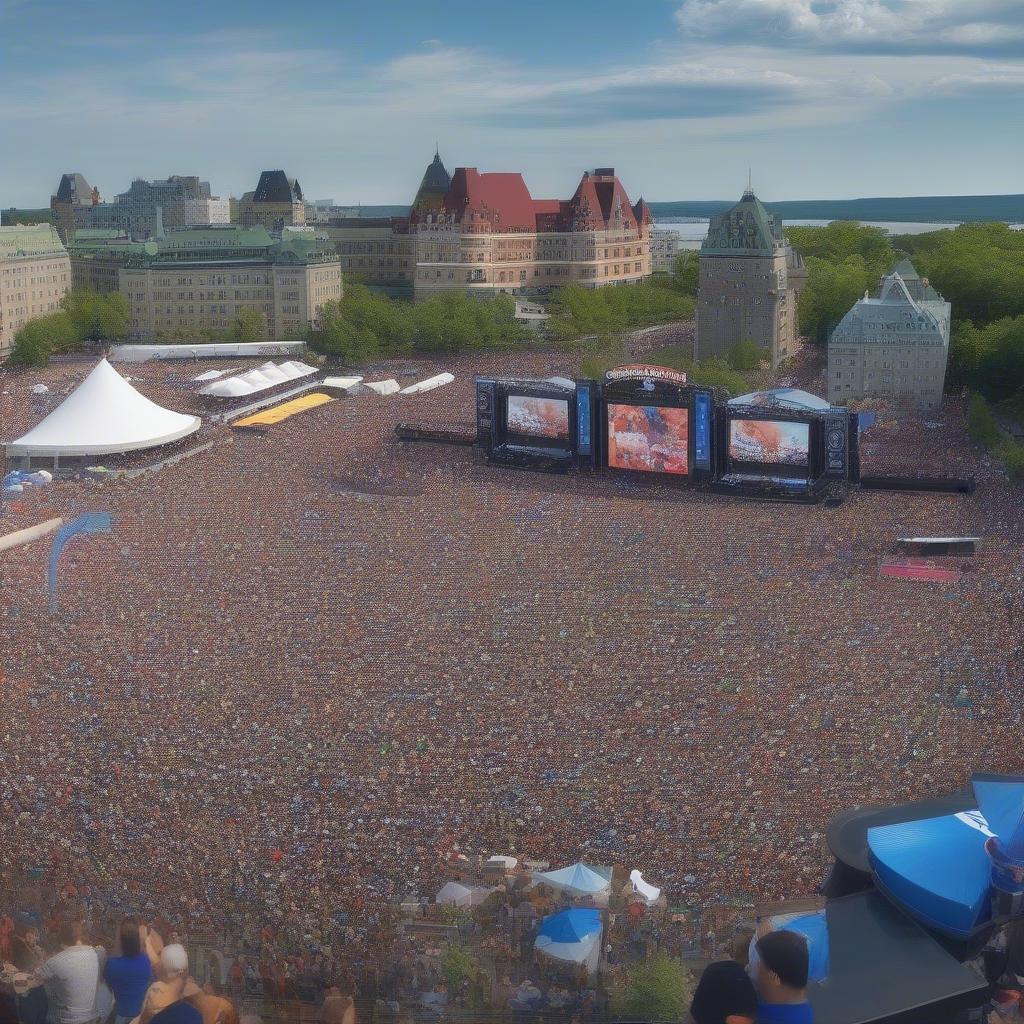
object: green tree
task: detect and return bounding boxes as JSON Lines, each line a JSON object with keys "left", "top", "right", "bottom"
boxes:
{"left": 440, "top": 943, "right": 477, "bottom": 995}
{"left": 671, "top": 250, "right": 699, "bottom": 296}
{"left": 965, "top": 390, "right": 1002, "bottom": 449}
{"left": 726, "top": 338, "right": 768, "bottom": 371}
{"left": 610, "top": 951, "right": 693, "bottom": 1022}
{"left": 232, "top": 307, "right": 266, "bottom": 342}
{"left": 61, "top": 288, "right": 129, "bottom": 343}
{"left": 8, "top": 311, "right": 76, "bottom": 367}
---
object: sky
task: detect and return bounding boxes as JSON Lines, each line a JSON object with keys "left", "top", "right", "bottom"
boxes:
{"left": 1, "top": 0, "right": 1022, "bottom": 207}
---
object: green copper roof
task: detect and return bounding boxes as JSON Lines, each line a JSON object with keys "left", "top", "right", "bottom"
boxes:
{"left": 69, "top": 224, "right": 337, "bottom": 266}
{"left": 0, "top": 223, "right": 67, "bottom": 259}
{"left": 701, "top": 190, "right": 786, "bottom": 256}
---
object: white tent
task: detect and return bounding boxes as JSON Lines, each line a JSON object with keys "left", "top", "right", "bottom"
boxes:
{"left": 199, "top": 361, "right": 317, "bottom": 398}
{"left": 365, "top": 379, "right": 400, "bottom": 396}
{"left": 536, "top": 864, "right": 606, "bottom": 897}
{"left": 435, "top": 881, "right": 494, "bottom": 907}
{"left": 729, "top": 387, "right": 832, "bottom": 411}
{"left": 400, "top": 372, "right": 455, "bottom": 395}
{"left": 628, "top": 870, "right": 662, "bottom": 904}
{"left": 6, "top": 359, "right": 200, "bottom": 459}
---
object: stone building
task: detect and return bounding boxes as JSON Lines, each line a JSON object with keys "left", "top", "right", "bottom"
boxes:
{"left": 69, "top": 224, "right": 340, "bottom": 341}
{"left": 0, "top": 224, "right": 72, "bottom": 358}
{"left": 50, "top": 172, "right": 101, "bottom": 244}
{"left": 51, "top": 173, "right": 229, "bottom": 242}
{"left": 322, "top": 154, "right": 650, "bottom": 299}
{"left": 650, "top": 225, "right": 682, "bottom": 273}
{"left": 827, "top": 259, "right": 950, "bottom": 409}
{"left": 319, "top": 151, "right": 451, "bottom": 289}
{"left": 238, "top": 171, "right": 306, "bottom": 231}
{"left": 695, "top": 189, "right": 807, "bottom": 367}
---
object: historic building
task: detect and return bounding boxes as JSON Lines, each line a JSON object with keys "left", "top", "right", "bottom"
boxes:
{"left": 238, "top": 171, "right": 306, "bottom": 231}
{"left": 0, "top": 224, "right": 72, "bottom": 357}
{"left": 695, "top": 188, "right": 807, "bottom": 367}
{"left": 828, "top": 259, "right": 950, "bottom": 409}
{"left": 69, "top": 225, "right": 341, "bottom": 341}
{"left": 50, "top": 173, "right": 101, "bottom": 244}
{"left": 321, "top": 154, "right": 651, "bottom": 298}
{"left": 51, "top": 173, "right": 229, "bottom": 242}
{"left": 650, "top": 225, "right": 682, "bottom": 273}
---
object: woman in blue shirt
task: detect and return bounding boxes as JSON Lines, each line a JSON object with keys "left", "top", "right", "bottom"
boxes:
{"left": 104, "top": 921, "right": 153, "bottom": 1024}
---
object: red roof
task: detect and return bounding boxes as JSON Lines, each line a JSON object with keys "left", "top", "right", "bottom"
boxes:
{"left": 433, "top": 167, "right": 642, "bottom": 234}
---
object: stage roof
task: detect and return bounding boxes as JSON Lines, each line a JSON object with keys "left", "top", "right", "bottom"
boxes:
{"left": 809, "top": 891, "right": 986, "bottom": 1024}
{"left": 6, "top": 359, "right": 200, "bottom": 457}
{"left": 729, "top": 387, "right": 832, "bottom": 411}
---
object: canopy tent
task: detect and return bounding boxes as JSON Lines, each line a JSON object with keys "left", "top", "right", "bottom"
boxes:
{"left": 627, "top": 869, "right": 662, "bottom": 904}
{"left": 729, "top": 387, "right": 832, "bottom": 411}
{"left": 535, "top": 909, "right": 602, "bottom": 972}
{"left": 535, "top": 863, "right": 612, "bottom": 903}
{"left": 199, "top": 361, "right": 317, "bottom": 398}
{"left": 364, "top": 379, "right": 401, "bottom": 396}
{"left": 6, "top": 359, "right": 200, "bottom": 459}
{"left": 322, "top": 376, "right": 364, "bottom": 393}
{"left": 435, "top": 881, "right": 493, "bottom": 908}
{"left": 486, "top": 855, "right": 519, "bottom": 871}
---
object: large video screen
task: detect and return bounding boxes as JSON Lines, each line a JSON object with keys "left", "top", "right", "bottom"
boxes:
{"left": 729, "top": 418, "right": 810, "bottom": 466}
{"left": 607, "top": 403, "right": 689, "bottom": 475}
{"left": 505, "top": 394, "right": 571, "bottom": 441}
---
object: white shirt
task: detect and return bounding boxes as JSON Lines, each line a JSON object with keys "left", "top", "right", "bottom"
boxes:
{"left": 38, "top": 945, "right": 100, "bottom": 1024}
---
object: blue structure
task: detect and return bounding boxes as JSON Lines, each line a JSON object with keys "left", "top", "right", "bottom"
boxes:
{"left": 48, "top": 513, "right": 113, "bottom": 612}
{"left": 868, "top": 773, "right": 1024, "bottom": 939}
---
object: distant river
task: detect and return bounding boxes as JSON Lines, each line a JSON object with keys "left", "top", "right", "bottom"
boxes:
{"left": 658, "top": 217, "right": 1024, "bottom": 249}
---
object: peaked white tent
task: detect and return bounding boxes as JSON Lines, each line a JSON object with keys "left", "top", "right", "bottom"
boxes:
{"left": 535, "top": 863, "right": 612, "bottom": 904}
{"left": 6, "top": 359, "right": 200, "bottom": 461}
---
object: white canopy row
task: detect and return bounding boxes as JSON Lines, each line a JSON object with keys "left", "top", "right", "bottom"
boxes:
{"left": 199, "top": 361, "right": 318, "bottom": 398}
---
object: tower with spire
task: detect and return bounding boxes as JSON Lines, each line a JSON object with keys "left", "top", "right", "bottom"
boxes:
{"left": 410, "top": 148, "right": 451, "bottom": 219}
{"left": 695, "top": 180, "right": 807, "bottom": 368}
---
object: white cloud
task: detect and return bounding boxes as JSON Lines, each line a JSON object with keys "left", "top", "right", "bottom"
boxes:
{"left": 675, "top": 0, "right": 1024, "bottom": 51}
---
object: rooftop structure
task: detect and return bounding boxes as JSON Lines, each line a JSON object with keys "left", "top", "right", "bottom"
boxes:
{"left": 696, "top": 186, "right": 807, "bottom": 368}
{"left": 0, "top": 224, "right": 71, "bottom": 357}
{"left": 240, "top": 171, "right": 307, "bottom": 231}
{"left": 69, "top": 225, "right": 341, "bottom": 341}
{"left": 828, "top": 261, "right": 951, "bottom": 409}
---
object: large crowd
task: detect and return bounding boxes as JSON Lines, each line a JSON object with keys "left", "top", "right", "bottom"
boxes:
{"left": 1, "top": 344, "right": 1023, "bottom": 1015}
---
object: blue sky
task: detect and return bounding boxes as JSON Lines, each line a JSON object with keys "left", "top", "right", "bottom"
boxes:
{"left": 1, "top": 0, "right": 1022, "bottom": 207}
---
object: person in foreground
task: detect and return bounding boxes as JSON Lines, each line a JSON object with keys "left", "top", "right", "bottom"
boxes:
{"left": 690, "top": 959, "right": 758, "bottom": 1024}
{"left": 752, "top": 930, "right": 813, "bottom": 1024}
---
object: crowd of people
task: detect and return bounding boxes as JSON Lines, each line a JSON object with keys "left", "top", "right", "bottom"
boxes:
{"left": 1, "top": 344, "right": 1022, "bottom": 1020}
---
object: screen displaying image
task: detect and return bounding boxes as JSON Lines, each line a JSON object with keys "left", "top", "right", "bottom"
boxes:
{"left": 607, "top": 403, "right": 689, "bottom": 475}
{"left": 729, "top": 418, "right": 810, "bottom": 466}
{"left": 505, "top": 395, "right": 571, "bottom": 440}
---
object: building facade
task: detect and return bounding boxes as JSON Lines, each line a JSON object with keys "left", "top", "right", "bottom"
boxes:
{"left": 322, "top": 155, "right": 651, "bottom": 299}
{"left": 412, "top": 166, "right": 651, "bottom": 300}
{"left": 828, "top": 259, "right": 950, "bottom": 409}
{"left": 69, "top": 225, "right": 341, "bottom": 341}
{"left": 695, "top": 189, "right": 807, "bottom": 368}
{"left": 238, "top": 171, "right": 306, "bottom": 231}
{"left": 51, "top": 173, "right": 229, "bottom": 242}
{"left": 650, "top": 225, "right": 682, "bottom": 273}
{"left": 0, "top": 224, "right": 72, "bottom": 358}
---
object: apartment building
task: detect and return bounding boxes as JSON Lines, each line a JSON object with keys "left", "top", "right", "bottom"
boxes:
{"left": 0, "top": 224, "right": 72, "bottom": 357}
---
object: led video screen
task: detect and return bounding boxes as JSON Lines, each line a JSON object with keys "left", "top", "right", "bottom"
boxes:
{"left": 607, "top": 403, "right": 689, "bottom": 475}
{"left": 505, "top": 394, "right": 571, "bottom": 441}
{"left": 729, "top": 418, "right": 810, "bottom": 466}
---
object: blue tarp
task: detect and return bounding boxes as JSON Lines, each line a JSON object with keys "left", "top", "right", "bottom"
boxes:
{"left": 869, "top": 811, "right": 993, "bottom": 938}
{"left": 858, "top": 411, "right": 878, "bottom": 433}
{"left": 538, "top": 908, "right": 601, "bottom": 944}
{"left": 48, "top": 512, "right": 113, "bottom": 612}
{"left": 973, "top": 775, "right": 1024, "bottom": 862}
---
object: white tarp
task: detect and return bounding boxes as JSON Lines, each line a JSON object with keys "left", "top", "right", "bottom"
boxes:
{"left": 110, "top": 341, "right": 306, "bottom": 363}
{"left": 400, "top": 372, "right": 455, "bottom": 395}
{"left": 365, "top": 379, "right": 400, "bottom": 396}
{"left": 193, "top": 369, "right": 227, "bottom": 382}
{"left": 486, "top": 855, "right": 519, "bottom": 871}
{"left": 6, "top": 359, "right": 200, "bottom": 457}
{"left": 629, "top": 870, "right": 662, "bottom": 904}
{"left": 322, "top": 376, "right": 364, "bottom": 392}
{"left": 199, "top": 362, "right": 317, "bottom": 398}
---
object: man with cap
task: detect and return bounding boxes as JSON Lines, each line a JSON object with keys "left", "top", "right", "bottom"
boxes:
{"left": 752, "top": 931, "right": 813, "bottom": 1024}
